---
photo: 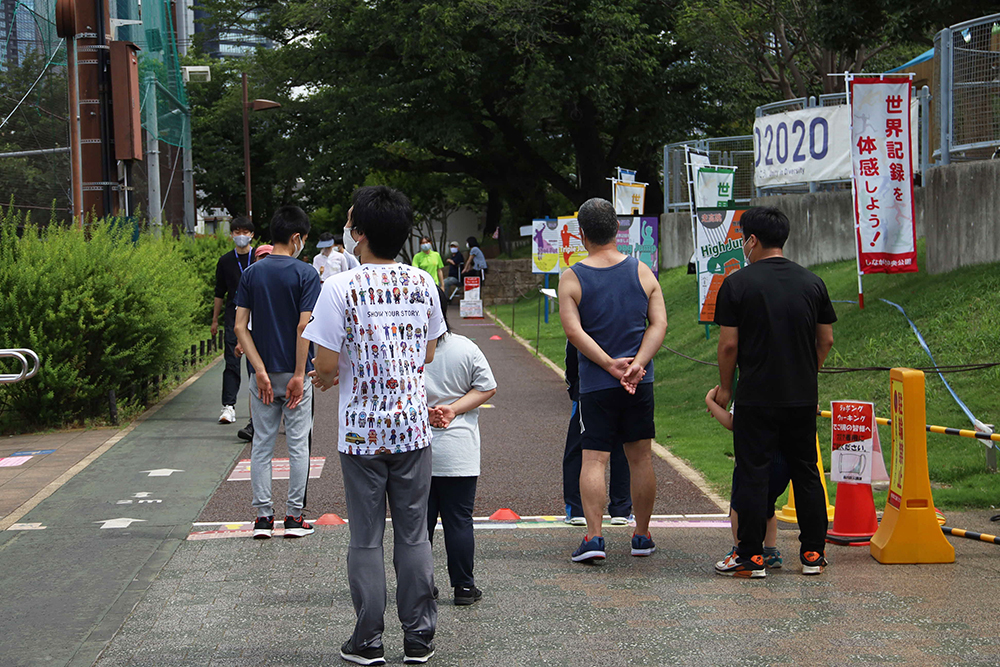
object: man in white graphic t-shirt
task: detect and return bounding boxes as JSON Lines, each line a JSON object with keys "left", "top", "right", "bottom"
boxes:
{"left": 304, "top": 185, "right": 445, "bottom": 666}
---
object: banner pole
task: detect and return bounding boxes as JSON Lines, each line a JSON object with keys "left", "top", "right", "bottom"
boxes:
{"left": 846, "top": 72, "right": 865, "bottom": 309}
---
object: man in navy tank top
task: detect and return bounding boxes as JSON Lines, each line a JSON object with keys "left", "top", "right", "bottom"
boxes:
{"left": 558, "top": 198, "right": 667, "bottom": 564}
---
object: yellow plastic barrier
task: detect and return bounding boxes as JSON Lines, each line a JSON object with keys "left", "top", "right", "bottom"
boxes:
{"left": 774, "top": 434, "right": 836, "bottom": 524}
{"left": 870, "top": 368, "right": 954, "bottom": 564}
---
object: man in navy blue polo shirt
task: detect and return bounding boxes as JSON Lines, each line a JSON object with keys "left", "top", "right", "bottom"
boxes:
{"left": 235, "top": 205, "right": 322, "bottom": 539}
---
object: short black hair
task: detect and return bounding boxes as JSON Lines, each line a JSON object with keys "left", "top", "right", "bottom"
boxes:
{"left": 466, "top": 236, "right": 480, "bottom": 249}
{"left": 741, "top": 206, "right": 789, "bottom": 249}
{"left": 231, "top": 217, "right": 254, "bottom": 234}
{"left": 270, "top": 205, "right": 310, "bottom": 244}
{"left": 351, "top": 186, "right": 412, "bottom": 259}
{"left": 334, "top": 234, "right": 344, "bottom": 245}
{"left": 319, "top": 232, "right": 335, "bottom": 242}
{"left": 577, "top": 198, "right": 619, "bottom": 245}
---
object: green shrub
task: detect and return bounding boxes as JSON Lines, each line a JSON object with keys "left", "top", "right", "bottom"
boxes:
{"left": 175, "top": 232, "right": 234, "bottom": 327}
{"left": 0, "top": 210, "right": 202, "bottom": 429}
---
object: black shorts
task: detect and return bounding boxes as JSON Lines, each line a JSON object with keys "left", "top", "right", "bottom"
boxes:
{"left": 579, "top": 384, "right": 655, "bottom": 452}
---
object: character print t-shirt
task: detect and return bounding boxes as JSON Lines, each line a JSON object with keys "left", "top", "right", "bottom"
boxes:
{"left": 302, "top": 262, "right": 447, "bottom": 455}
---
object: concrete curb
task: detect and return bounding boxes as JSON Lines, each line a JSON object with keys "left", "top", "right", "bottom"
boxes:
{"left": 484, "top": 309, "right": 728, "bottom": 512}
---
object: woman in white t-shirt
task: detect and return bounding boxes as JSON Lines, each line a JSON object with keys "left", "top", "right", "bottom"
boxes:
{"left": 425, "top": 299, "right": 497, "bottom": 606}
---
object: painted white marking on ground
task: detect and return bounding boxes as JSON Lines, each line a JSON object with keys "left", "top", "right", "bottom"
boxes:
{"left": 141, "top": 469, "right": 184, "bottom": 477}
{"left": 227, "top": 457, "right": 325, "bottom": 482}
{"left": 7, "top": 523, "right": 46, "bottom": 530}
{"left": 95, "top": 518, "right": 147, "bottom": 529}
{"left": 0, "top": 456, "right": 33, "bottom": 467}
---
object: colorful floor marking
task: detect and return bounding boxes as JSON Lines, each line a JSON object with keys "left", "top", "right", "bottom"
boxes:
{"left": 11, "top": 449, "right": 55, "bottom": 456}
{"left": 0, "top": 456, "right": 32, "bottom": 467}
{"left": 188, "top": 513, "right": 731, "bottom": 540}
{"left": 227, "top": 457, "right": 326, "bottom": 481}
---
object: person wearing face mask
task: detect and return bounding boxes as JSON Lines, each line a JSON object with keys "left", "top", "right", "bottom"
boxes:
{"left": 411, "top": 235, "right": 445, "bottom": 287}
{"left": 234, "top": 205, "right": 322, "bottom": 541}
{"left": 313, "top": 232, "right": 349, "bottom": 282}
{"left": 443, "top": 241, "right": 464, "bottom": 301}
{"left": 212, "top": 218, "right": 256, "bottom": 424}
{"left": 461, "top": 236, "right": 488, "bottom": 286}
{"left": 335, "top": 233, "right": 361, "bottom": 269}
{"left": 710, "top": 206, "right": 836, "bottom": 578}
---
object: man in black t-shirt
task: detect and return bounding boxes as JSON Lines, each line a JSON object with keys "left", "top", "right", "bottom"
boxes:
{"left": 211, "top": 218, "right": 255, "bottom": 425}
{"left": 711, "top": 206, "right": 836, "bottom": 578}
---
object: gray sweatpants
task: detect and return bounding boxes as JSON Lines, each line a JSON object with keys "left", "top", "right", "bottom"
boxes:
{"left": 340, "top": 447, "right": 437, "bottom": 651}
{"left": 249, "top": 372, "right": 313, "bottom": 518}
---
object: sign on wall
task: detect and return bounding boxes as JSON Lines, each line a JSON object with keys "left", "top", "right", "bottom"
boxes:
{"left": 616, "top": 216, "right": 659, "bottom": 277}
{"left": 753, "top": 106, "right": 850, "bottom": 188}
{"left": 849, "top": 76, "right": 918, "bottom": 274}
{"left": 532, "top": 215, "right": 658, "bottom": 276}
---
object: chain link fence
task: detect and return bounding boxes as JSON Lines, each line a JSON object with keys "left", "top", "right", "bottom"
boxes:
{"left": 934, "top": 13, "right": 1000, "bottom": 163}
{"left": 663, "top": 136, "right": 754, "bottom": 213}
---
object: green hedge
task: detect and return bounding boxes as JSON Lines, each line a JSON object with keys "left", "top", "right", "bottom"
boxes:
{"left": 0, "top": 211, "right": 209, "bottom": 429}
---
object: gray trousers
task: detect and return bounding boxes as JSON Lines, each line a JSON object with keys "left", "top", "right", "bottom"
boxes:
{"left": 340, "top": 447, "right": 437, "bottom": 650}
{"left": 249, "top": 372, "right": 313, "bottom": 518}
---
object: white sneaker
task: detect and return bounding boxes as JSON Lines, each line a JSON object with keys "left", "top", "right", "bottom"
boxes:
{"left": 566, "top": 516, "right": 587, "bottom": 526}
{"left": 610, "top": 514, "right": 634, "bottom": 526}
{"left": 219, "top": 405, "right": 236, "bottom": 424}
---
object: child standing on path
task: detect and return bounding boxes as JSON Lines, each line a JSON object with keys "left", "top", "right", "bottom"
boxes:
{"left": 305, "top": 186, "right": 446, "bottom": 666}
{"left": 234, "top": 206, "right": 321, "bottom": 540}
{"left": 425, "top": 302, "right": 497, "bottom": 606}
{"left": 705, "top": 386, "right": 786, "bottom": 576}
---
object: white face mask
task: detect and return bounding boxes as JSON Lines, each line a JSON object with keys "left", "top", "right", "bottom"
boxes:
{"left": 450, "top": 246, "right": 458, "bottom": 253}
{"left": 291, "top": 236, "right": 304, "bottom": 259}
{"left": 420, "top": 243, "right": 431, "bottom": 252}
{"left": 343, "top": 227, "right": 359, "bottom": 256}
{"left": 233, "top": 234, "right": 252, "bottom": 248}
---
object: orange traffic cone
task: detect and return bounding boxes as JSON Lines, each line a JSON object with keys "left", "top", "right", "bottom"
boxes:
{"left": 489, "top": 508, "right": 520, "bottom": 521}
{"left": 314, "top": 513, "right": 347, "bottom": 526}
{"left": 826, "top": 482, "right": 878, "bottom": 545}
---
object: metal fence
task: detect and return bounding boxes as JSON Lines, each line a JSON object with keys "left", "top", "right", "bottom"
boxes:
{"left": 934, "top": 13, "right": 1000, "bottom": 163}
{"left": 664, "top": 89, "right": 932, "bottom": 211}
{"left": 663, "top": 136, "right": 754, "bottom": 213}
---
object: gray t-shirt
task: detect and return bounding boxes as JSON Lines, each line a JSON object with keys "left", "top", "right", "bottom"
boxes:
{"left": 424, "top": 333, "right": 497, "bottom": 476}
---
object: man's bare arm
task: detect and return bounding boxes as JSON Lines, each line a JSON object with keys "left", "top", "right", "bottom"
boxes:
{"left": 211, "top": 297, "right": 224, "bottom": 336}
{"left": 715, "top": 325, "right": 739, "bottom": 409}
{"left": 621, "top": 263, "right": 668, "bottom": 386}
{"left": 816, "top": 323, "right": 834, "bottom": 368}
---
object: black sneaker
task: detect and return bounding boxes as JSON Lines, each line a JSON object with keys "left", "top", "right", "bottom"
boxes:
{"left": 237, "top": 420, "right": 254, "bottom": 442}
{"left": 454, "top": 585, "right": 482, "bottom": 606}
{"left": 403, "top": 637, "right": 435, "bottom": 664}
{"left": 340, "top": 640, "right": 385, "bottom": 666}
{"left": 253, "top": 515, "right": 274, "bottom": 539}
{"left": 283, "top": 514, "right": 315, "bottom": 538}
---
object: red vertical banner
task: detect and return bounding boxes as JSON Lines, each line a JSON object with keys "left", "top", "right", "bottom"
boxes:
{"left": 849, "top": 77, "right": 918, "bottom": 274}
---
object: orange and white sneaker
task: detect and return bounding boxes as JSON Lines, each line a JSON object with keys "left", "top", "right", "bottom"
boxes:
{"left": 801, "top": 551, "right": 827, "bottom": 575}
{"left": 715, "top": 552, "right": 766, "bottom": 578}
{"left": 714, "top": 546, "right": 738, "bottom": 571}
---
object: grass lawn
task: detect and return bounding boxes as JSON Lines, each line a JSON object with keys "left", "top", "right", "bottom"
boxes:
{"left": 486, "top": 241, "right": 1000, "bottom": 510}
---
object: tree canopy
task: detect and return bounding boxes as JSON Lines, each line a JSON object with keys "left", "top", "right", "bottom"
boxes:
{"left": 194, "top": 0, "right": 712, "bottom": 231}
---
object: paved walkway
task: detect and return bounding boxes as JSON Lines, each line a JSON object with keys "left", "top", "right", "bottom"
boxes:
{"left": 2, "top": 307, "right": 1000, "bottom": 666}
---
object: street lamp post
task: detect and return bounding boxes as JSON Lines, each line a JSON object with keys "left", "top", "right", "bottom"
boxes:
{"left": 242, "top": 72, "right": 281, "bottom": 222}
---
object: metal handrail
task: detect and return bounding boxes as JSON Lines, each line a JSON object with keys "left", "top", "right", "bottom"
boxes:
{"left": 0, "top": 348, "right": 40, "bottom": 384}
